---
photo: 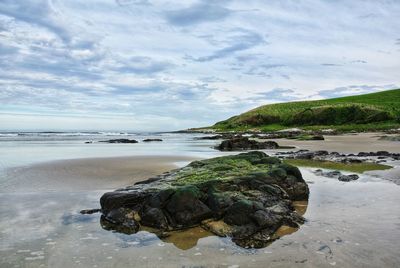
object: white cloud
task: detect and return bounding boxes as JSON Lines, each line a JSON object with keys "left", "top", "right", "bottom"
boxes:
{"left": 0, "top": 0, "right": 399, "bottom": 131}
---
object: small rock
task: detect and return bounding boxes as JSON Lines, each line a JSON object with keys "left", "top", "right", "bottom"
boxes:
{"left": 310, "top": 135, "right": 324, "bottom": 140}
{"left": 338, "top": 174, "right": 359, "bottom": 182}
{"left": 99, "top": 139, "right": 138, "bottom": 144}
{"left": 80, "top": 209, "right": 101, "bottom": 214}
{"left": 142, "top": 139, "right": 163, "bottom": 142}
{"left": 376, "top": 151, "right": 390, "bottom": 156}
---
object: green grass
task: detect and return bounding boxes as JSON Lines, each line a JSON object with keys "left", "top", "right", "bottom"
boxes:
{"left": 284, "top": 159, "right": 392, "bottom": 173}
{"left": 208, "top": 89, "right": 400, "bottom": 132}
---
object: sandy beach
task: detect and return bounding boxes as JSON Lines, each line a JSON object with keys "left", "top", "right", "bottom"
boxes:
{"left": 273, "top": 133, "right": 400, "bottom": 154}
{"left": 1, "top": 155, "right": 197, "bottom": 192}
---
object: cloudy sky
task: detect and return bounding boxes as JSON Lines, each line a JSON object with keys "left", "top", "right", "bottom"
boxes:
{"left": 0, "top": 0, "right": 399, "bottom": 131}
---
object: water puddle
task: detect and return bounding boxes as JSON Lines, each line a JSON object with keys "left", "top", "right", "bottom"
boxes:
{"left": 285, "top": 159, "right": 392, "bottom": 173}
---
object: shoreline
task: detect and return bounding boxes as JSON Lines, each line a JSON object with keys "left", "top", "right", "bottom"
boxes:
{"left": 2, "top": 132, "right": 399, "bottom": 193}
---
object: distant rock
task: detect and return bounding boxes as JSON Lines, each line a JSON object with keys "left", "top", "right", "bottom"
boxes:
{"left": 99, "top": 139, "right": 138, "bottom": 143}
{"left": 294, "top": 135, "right": 325, "bottom": 141}
{"left": 142, "top": 139, "right": 163, "bottom": 142}
{"left": 377, "top": 151, "right": 390, "bottom": 156}
{"left": 313, "top": 169, "right": 342, "bottom": 178}
{"left": 215, "top": 137, "right": 280, "bottom": 151}
{"left": 194, "top": 134, "right": 236, "bottom": 140}
{"left": 338, "top": 174, "right": 359, "bottom": 182}
{"left": 313, "top": 169, "right": 359, "bottom": 182}
{"left": 309, "top": 135, "right": 325, "bottom": 140}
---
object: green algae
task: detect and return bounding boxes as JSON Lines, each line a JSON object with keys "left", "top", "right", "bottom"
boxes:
{"left": 171, "top": 152, "right": 279, "bottom": 186}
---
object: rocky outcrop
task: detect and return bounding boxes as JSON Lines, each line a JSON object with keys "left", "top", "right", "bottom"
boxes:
{"left": 215, "top": 137, "right": 282, "bottom": 151}
{"left": 99, "top": 151, "right": 309, "bottom": 248}
{"left": 99, "top": 139, "right": 138, "bottom": 143}
{"left": 276, "top": 149, "right": 400, "bottom": 161}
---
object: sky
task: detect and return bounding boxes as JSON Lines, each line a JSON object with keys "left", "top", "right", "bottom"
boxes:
{"left": 0, "top": 0, "right": 399, "bottom": 131}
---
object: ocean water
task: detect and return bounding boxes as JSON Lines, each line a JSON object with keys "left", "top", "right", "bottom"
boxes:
{"left": 0, "top": 131, "right": 223, "bottom": 172}
{"left": 1, "top": 132, "right": 400, "bottom": 267}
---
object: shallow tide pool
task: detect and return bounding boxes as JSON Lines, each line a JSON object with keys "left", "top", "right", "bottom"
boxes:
{"left": 1, "top": 168, "right": 400, "bottom": 268}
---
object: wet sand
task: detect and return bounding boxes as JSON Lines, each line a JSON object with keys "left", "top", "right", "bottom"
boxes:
{"left": 1, "top": 168, "right": 399, "bottom": 268}
{"left": 274, "top": 132, "right": 400, "bottom": 154}
{"left": 1, "top": 155, "right": 196, "bottom": 192}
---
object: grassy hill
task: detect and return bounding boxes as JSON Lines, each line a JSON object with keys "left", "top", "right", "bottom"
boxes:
{"left": 209, "top": 89, "right": 400, "bottom": 132}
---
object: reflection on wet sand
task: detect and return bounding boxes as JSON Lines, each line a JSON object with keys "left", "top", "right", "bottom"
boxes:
{"left": 2, "top": 167, "right": 400, "bottom": 267}
{"left": 99, "top": 200, "right": 310, "bottom": 250}
{"left": 157, "top": 226, "right": 214, "bottom": 250}
{"left": 100, "top": 216, "right": 214, "bottom": 250}
{"left": 293, "top": 201, "right": 308, "bottom": 216}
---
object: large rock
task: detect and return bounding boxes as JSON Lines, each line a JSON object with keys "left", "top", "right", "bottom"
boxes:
{"left": 99, "top": 151, "right": 309, "bottom": 248}
{"left": 215, "top": 137, "right": 280, "bottom": 151}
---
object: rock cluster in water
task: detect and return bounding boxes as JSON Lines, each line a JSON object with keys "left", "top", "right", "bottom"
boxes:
{"left": 276, "top": 149, "right": 400, "bottom": 162}
{"left": 215, "top": 137, "right": 281, "bottom": 151}
{"left": 99, "top": 151, "right": 309, "bottom": 248}
{"left": 313, "top": 169, "right": 359, "bottom": 182}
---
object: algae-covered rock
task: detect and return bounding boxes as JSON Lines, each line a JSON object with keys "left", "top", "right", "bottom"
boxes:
{"left": 99, "top": 151, "right": 309, "bottom": 248}
{"left": 215, "top": 137, "right": 280, "bottom": 151}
